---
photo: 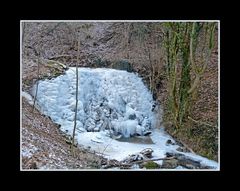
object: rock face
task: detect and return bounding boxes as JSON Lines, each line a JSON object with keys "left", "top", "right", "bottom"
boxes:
{"left": 111, "top": 60, "right": 133, "bottom": 72}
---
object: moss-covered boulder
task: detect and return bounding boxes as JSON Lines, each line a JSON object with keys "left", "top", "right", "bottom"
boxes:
{"left": 143, "top": 161, "right": 159, "bottom": 169}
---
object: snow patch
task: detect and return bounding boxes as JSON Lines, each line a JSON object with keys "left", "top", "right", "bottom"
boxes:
{"left": 22, "top": 143, "right": 38, "bottom": 158}
{"left": 22, "top": 91, "right": 34, "bottom": 105}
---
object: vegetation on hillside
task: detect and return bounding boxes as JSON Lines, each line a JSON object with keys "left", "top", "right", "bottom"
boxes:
{"left": 114, "top": 22, "right": 218, "bottom": 160}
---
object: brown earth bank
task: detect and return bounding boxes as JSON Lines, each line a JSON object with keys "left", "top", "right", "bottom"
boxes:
{"left": 21, "top": 22, "right": 218, "bottom": 169}
{"left": 22, "top": 97, "right": 104, "bottom": 169}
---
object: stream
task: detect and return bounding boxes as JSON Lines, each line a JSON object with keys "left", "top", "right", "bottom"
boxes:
{"left": 30, "top": 67, "right": 219, "bottom": 170}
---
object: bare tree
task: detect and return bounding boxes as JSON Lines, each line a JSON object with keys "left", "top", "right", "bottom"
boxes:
{"left": 71, "top": 29, "right": 80, "bottom": 156}
{"left": 32, "top": 59, "right": 40, "bottom": 113}
{"left": 32, "top": 45, "right": 40, "bottom": 114}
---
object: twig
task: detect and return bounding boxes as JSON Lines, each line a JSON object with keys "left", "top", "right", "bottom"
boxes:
{"left": 101, "top": 139, "right": 113, "bottom": 156}
{"left": 48, "top": 54, "right": 72, "bottom": 60}
{"left": 81, "top": 146, "right": 108, "bottom": 156}
{"left": 40, "top": 58, "right": 67, "bottom": 69}
{"left": 127, "top": 156, "right": 175, "bottom": 165}
{"left": 188, "top": 116, "right": 217, "bottom": 128}
{"left": 176, "top": 139, "right": 196, "bottom": 154}
{"left": 23, "top": 112, "right": 32, "bottom": 121}
{"left": 32, "top": 58, "right": 40, "bottom": 113}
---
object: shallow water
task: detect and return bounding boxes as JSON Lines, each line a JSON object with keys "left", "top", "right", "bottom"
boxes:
{"left": 117, "top": 136, "right": 154, "bottom": 144}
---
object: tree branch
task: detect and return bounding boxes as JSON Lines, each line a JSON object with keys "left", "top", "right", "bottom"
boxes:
{"left": 188, "top": 116, "right": 217, "bottom": 128}
{"left": 128, "top": 156, "right": 175, "bottom": 165}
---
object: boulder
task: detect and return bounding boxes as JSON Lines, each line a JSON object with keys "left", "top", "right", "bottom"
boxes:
{"left": 166, "top": 139, "right": 175, "bottom": 145}
{"left": 140, "top": 148, "right": 153, "bottom": 158}
{"left": 161, "top": 158, "right": 178, "bottom": 169}
{"left": 176, "top": 146, "right": 190, "bottom": 153}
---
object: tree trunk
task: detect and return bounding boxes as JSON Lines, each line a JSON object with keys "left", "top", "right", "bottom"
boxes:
{"left": 71, "top": 34, "right": 80, "bottom": 156}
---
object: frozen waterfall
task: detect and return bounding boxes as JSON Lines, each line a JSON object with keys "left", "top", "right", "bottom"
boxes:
{"left": 33, "top": 67, "right": 156, "bottom": 138}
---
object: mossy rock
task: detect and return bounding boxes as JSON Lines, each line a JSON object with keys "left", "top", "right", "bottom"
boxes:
{"left": 143, "top": 161, "right": 159, "bottom": 169}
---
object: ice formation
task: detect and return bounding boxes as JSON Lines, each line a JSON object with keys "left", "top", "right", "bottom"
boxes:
{"left": 33, "top": 67, "right": 156, "bottom": 138}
